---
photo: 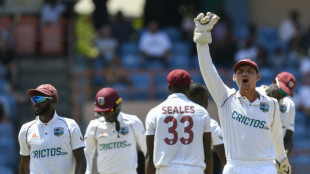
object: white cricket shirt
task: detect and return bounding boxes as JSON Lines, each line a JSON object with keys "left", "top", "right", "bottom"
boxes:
{"left": 210, "top": 118, "right": 224, "bottom": 146}
{"left": 18, "top": 112, "right": 85, "bottom": 174}
{"left": 257, "top": 85, "right": 296, "bottom": 135}
{"left": 197, "top": 44, "right": 286, "bottom": 162}
{"left": 84, "top": 112, "right": 146, "bottom": 174}
{"left": 145, "top": 93, "right": 211, "bottom": 169}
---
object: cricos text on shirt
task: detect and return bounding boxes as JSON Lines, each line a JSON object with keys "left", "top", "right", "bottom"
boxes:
{"left": 32, "top": 147, "right": 69, "bottom": 158}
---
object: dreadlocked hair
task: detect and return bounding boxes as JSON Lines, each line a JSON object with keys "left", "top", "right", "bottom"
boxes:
{"left": 113, "top": 102, "right": 121, "bottom": 138}
{"left": 115, "top": 119, "right": 120, "bottom": 138}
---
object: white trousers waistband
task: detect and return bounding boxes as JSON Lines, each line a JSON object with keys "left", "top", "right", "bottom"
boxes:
{"left": 227, "top": 159, "right": 273, "bottom": 166}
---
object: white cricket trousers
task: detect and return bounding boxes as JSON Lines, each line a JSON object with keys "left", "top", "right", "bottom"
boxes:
{"left": 156, "top": 164, "right": 204, "bottom": 174}
{"left": 223, "top": 159, "right": 277, "bottom": 174}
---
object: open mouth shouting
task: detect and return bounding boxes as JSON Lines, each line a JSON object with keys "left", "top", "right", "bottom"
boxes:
{"left": 242, "top": 79, "right": 249, "bottom": 84}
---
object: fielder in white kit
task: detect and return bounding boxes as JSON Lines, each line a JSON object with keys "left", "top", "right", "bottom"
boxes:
{"left": 193, "top": 12, "right": 291, "bottom": 174}
{"left": 18, "top": 84, "right": 86, "bottom": 174}
{"left": 84, "top": 87, "right": 146, "bottom": 174}
{"left": 256, "top": 72, "right": 297, "bottom": 157}
{"left": 145, "top": 69, "right": 213, "bottom": 174}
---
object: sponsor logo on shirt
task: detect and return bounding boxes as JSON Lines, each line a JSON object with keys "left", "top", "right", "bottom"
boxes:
{"left": 280, "top": 105, "right": 287, "bottom": 113}
{"left": 31, "top": 147, "right": 68, "bottom": 158}
{"left": 32, "top": 133, "right": 38, "bottom": 138}
{"left": 30, "top": 133, "right": 40, "bottom": 141}
{"left": 54, "top": 127, "right": 64, "bottom": 137}
{"left": 99, "top": 141, "right": 131, "bottom": 151}
{"left": 99, "top": 132, "right": 108, "bottom": 137}
{"left": 231, "top": 111, "right": 269, "bottom": 130}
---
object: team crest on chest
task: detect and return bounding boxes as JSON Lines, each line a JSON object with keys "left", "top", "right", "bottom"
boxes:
{"left": 260, "top": 102, "right": 269, "bottom": 112}
{"left": 280, "top": 105, "right": 287, "bottom": 113}
{"left": 54, "top": 127, "right": 64, "bottom": 137}
{"left": 120, "top": 127, "right": 129, "bottom": 135}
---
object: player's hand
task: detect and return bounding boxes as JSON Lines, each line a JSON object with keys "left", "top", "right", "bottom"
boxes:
{"left": 193, "top": 12, "right": 220, "bottom": 45}
{"left": 273, "top": 158, "right": 291, "bottom": 174}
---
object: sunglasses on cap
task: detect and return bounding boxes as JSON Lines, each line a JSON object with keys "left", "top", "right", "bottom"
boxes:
{"left": 31, "top": 96, "right": 53, "bottom": 104}
{"left": 278, "top": 88, "right": 289, "bottom": 97}
{"left": 275, "top": 78, "right": 289, "bottom": 97}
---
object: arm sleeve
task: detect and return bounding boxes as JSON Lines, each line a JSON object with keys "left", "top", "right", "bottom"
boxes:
{"left": 18, "top": 125, "right": 30, "bottom": 156}
{"left": 210, "top": 119, "right": 224, "bottom": 146}
{"left": 133, "top": 117, "right": 147, "bottom": 156}
{"left": 70, "top": 120, "right": 85, "bottom": 150}
{"left": 203, "top": 110, "right": 212, "bottom": 133}
{"left": 196, "top": 44, "right": 233, "bottom": 106}
{"left": 145, "top": 109, "right": 156, "bottom": 136}
{"left": 271, "top": 100, "right": 287, "bottom": 162}
{"left": 286, "top": 102, "right": 296, "bottom": 132}
{"left": 84, "top": 121, "right": 97, "bottom": 174}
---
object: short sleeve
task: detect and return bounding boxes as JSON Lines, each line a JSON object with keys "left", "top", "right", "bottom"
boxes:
{"left": 69, "top": 120, "right": 85, "bottom": 150}
{"left": 132, "top": 116, "right": 147, "bottom": 155}
{"left": 18, "top": 125, "right": 30, "bottom": 156}
{"left": 84, "top": 120, "right": 98, "bottom": 174}
{"left": 145, "top": 109, "right": 156, "bottom": 135}
{"left": 203, "top": 111, "right": 211, "bottom": 133}
{"left": 210, "top": 119, "right": 224, "bottom": 146}
{"left": 286, "top": 102, "right": 296, "bottom": 132}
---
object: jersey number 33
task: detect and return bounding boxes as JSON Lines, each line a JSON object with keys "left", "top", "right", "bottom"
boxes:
{"left": 164, "top": 116, "right": 194, "bottom": 145}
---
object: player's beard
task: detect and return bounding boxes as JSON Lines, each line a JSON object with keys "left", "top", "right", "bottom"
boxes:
{"left": 34, "top": 103, "right": 50, "bottom": 116}
{"left": 103, "top": 113, "right": 118, "bottom": 123}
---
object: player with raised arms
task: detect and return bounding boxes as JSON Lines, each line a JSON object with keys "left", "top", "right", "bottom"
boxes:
{"left": 193, "top": 12, "right": 291, "bottom": 174}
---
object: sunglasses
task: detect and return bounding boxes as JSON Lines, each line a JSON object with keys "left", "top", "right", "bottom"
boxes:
{"left": 31, "top": 96, "right": 53, "bottom": 104}
{"left": 278, "top": 87, "right": 289, "bottom": 97}
{"left": 276, "top": 78, "right": 289, "bottom": 97}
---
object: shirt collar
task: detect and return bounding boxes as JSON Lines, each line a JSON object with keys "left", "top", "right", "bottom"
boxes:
{"left": 236, "top": 90, "right": 267, "bottom": 105}
{"left": 35, "top": 111, "right": 58, "bottom": 125}
{"left": 167, "top": 93, "right": 188, "bottom": 99}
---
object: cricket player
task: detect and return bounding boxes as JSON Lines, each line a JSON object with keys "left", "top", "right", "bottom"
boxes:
{"left": 18, "top": 84, "right": 86, "bottom": 174}
{"left": 145, "top": 69, "right": 213, "bottom": 174}
{"left": 84, "top": 87, "right": 146, "bottom": 174}
{"left": 188, "top": 83, "right": 226, "bottom": 174}
{"left": 256, "top": 72, "right": 297, "bottom": 157}
{"left": 193, "top": 12, "right": 291, "bottom": 174}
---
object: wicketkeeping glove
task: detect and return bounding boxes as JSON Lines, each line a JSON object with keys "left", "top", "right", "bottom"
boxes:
{"left": 273, "top": 157, "right": 291, "bottom": 174}
{"left": 193, "top": 12, "right": 220, "bottom": 45}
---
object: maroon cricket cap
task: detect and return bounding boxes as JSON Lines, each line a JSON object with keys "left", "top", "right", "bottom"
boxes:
{"left": 27, "top": 84, "right": 58, "bottom": 102}
{"left": 94, "top": 87, "right": 121, "bottom": 112}
{"left": 276, "top": 72, "right": 297, "bottom": 97}
{"left": 233, "top": 59, "right": 259, "bottom": 73}
{"left": 167, "top": 69, "right": 193, "bottom": 87}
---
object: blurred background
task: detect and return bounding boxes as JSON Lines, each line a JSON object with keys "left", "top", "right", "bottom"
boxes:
{"left": 0, "top": 0, "right": 310, "bottom": 173}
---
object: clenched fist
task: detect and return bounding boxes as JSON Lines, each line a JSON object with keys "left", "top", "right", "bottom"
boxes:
{"left": 193, "top": 12, "right": 220, "bottom": 45}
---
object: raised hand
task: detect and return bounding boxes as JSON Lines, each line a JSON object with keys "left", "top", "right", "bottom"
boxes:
{"left": 193, "top": 12, "right": 220, "bottom": 44}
